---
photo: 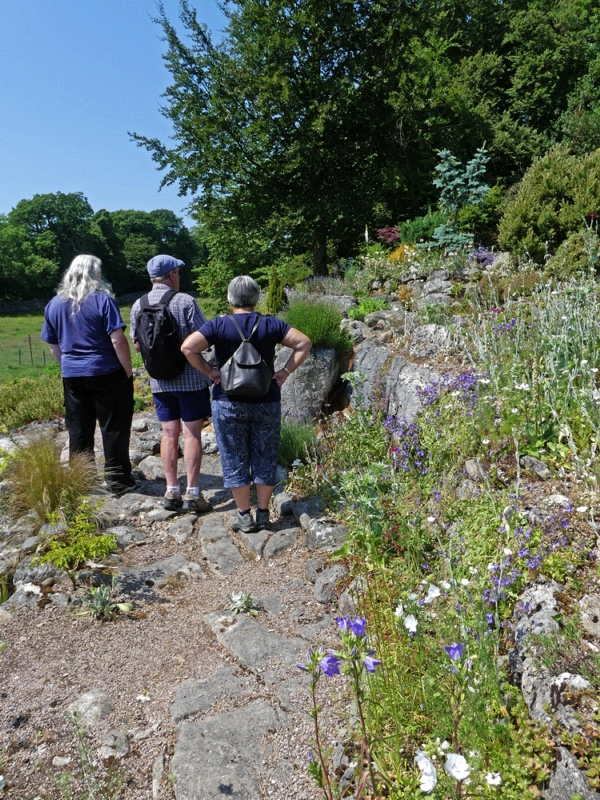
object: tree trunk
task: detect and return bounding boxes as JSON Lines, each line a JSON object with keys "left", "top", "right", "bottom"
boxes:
{"left": 313, "top": 232, "right": 328, "bottom": 276}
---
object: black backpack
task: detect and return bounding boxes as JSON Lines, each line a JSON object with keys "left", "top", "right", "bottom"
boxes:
{"left": 135, "top": 290, "right": 187, "bottom": 380}
{"left": 219, "top": 315, "right": 273, "bottom": 398}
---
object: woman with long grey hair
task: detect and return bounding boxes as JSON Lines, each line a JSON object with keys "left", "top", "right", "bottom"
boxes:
{"left": 41, "top": 254, "right": 135, "bottom": 495}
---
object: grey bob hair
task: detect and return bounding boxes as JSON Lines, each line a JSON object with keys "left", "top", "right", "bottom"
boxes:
{"left": 227, "top": 275, "right": 261, "bottom": 308}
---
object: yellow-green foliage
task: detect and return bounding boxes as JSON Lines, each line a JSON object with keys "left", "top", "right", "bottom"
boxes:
{"left": 498, "top": 145, "right": 600, "bottom": 263}
{"left": 0, "top": 374, "right": 64, "bottom": 430}
{"left": 4, "top": 433, "right": 101, "bottom": 525}
{"left": 35, "top": 501, "right": 116, "bottom": 588}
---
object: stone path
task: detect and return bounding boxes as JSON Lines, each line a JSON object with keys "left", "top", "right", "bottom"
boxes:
{"left": 0, "top": 414, "right": 353, "bottom": 799}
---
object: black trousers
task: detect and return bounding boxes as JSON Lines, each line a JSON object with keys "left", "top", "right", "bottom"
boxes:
{"left": 62, "top": 368, "right": 134, "bottom": 492}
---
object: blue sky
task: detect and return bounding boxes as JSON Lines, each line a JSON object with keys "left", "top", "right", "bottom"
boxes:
{"left": 0, "top": 1, "right": 226, "bottom": 224}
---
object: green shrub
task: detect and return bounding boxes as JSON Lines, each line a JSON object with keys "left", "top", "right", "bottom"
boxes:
{"left": 279, "top": 417, "right": 316, "bottom": 468}
{"left": 35, "top": 501, "right": 116, "bottom": 589}
{"left": 266, "top": 267, "right": 285, "bottom": 314}
{"left": 0, "top": 374, "right": 64, "bottom": 430}
{"left": 498, "top": 145, "right": 600, "bottom": 263}
{"left": 347, "top": 297, "right": 390, "bottom": 321}
{"left": 4, "top": 433, "right": 102, "bottom": 525}
{"left": 282, "top": 297, "right": 351, "bottom": 353}
{"left": 399, "top": 210, "right": 447, "bottom": 244}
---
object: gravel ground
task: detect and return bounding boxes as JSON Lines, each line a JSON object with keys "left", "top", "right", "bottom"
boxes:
{"left": 0, "top": 422, "right": 345, "bottom": 799}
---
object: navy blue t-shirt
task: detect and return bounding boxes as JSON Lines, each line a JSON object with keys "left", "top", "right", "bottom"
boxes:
{"left": 41, "top": 292, "right": 125, "bottom": 378}
{"left": 200, "top": 313, "right": 291, "bottom": 403}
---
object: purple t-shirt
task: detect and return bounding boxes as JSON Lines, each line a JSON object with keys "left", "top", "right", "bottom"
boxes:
{"left": 41, "top": 292, "right": 126, "bottom": 378}
{"left": 200, "top": 312, "right": 290, "bottom": 403}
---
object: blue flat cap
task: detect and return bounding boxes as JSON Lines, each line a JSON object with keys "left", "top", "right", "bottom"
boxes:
{"left": 146, "top": 254, "right": 185, "bottom": 278}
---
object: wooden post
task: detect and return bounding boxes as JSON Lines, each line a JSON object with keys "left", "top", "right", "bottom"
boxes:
{"left": 28, "top": 335, "right": 33, "bottom": 366}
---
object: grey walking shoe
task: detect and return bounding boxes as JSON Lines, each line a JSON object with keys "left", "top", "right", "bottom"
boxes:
{"left": 182, "top": 491, "right": 211, "bottom": 513}
{"left": 229, "top": 510, "right": 257, "bottom": 533}
{"left": 255, "top": 509, "right": 271, "bottom": 530}
{"left": 164, "top": 491, "right": 183, "bottom": 511}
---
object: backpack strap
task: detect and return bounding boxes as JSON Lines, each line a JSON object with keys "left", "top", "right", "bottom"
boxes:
{"left": 227, "top": 313, "right": 263, "bottom": 342}
{"left": 159, "top": 289, "right": 178, "bottom": 307}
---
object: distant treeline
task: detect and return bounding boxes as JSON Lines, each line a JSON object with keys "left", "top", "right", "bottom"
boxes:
{"left": 0, "top": 192, "right": 205, "bottom": 302}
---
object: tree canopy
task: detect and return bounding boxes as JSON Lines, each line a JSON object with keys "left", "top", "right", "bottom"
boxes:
{"left": 133, "top": 0, "right": 600, "bottom": 287}
{"left": 0, "top": 193, "right": 200, "bottom": 302}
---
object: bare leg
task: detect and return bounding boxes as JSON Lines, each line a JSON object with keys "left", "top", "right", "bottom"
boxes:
{"left": 160, "top": 419, "right": 181, "bottom": 487}
{"left": 256, "top": 484, "right": 275, "bottom": 509}
{"left": 231, "top": 485, "right": 251, "bottom": 511}
{"left": 181, "top": 418, "right": 204, "bottom": 489}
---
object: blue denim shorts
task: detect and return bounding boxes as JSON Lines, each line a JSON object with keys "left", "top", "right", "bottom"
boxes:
{"left": 212, "top": 399, "right": 280, "bottom": 487}
{"left": 153, "top": 388, "right": 211, "bottom": 423}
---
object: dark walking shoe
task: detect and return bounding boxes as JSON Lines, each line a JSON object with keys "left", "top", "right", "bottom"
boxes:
{"left": 229, "top": 510, "right": 257, "bottom": 533}
{"left": 182, "top": 491, "right": 211, "bottom": 513}
{"left": 164, "top": 491, "right": 183, "bottom": 511}
{"left": 108, "top": 480, "right": 137, "bottom": 498}
{"left": 255, "top": 509, "right": 271, "bottom": 530}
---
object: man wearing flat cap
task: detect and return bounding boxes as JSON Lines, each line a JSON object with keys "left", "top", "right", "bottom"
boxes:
{"left": 130, "top": 254, "right": 212, "bottom": 513}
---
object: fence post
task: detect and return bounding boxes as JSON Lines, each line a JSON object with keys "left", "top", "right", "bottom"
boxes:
{"left": 18, "top": 348, "right": 21, "bottom": 365}
{"left": 28, "top": 335, "right": 33, "bottom": 366}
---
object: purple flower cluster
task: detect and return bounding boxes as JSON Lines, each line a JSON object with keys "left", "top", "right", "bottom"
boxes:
{"left": 469, "top": 245, "right": 495, "bottom": 267}
{"left": 336, "top": 616, "right": 381, "bottom": 673}
{"left": 419, "top": 372, "right": 479, "bottom": 412}
{"left": 494, "top": 318, "right": 517, "bottom": 336}
{"left": 385, "top": 416, "right": 428, "bottom": 475}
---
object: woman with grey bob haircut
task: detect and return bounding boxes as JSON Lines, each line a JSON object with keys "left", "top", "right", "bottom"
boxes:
{"left": 182, "top": 275, "right": 312, "bottom": 533}
{"left": 41, "top": 254, "right": 136, "bottom": 496}
{"left": 227, "top": 275, "right": 261, "bottom": 309}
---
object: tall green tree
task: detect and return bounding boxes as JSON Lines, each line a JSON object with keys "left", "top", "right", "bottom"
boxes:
{"left": 8, "top": 192, "right": 95, "bottom": 271}
{"left": 134, "top": 0, "right": 404, "bottom": 281}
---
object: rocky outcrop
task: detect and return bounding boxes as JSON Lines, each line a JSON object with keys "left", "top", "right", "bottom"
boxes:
{"left": 276, "top": 345, "right": 339, "bottom": 420}
{"left": 350, "top": 338, "right": 440, "bottom": 420}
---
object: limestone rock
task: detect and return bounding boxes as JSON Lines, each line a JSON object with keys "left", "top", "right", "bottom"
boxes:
{"left": 170, "top": 667, "right": 254, "bottom": 724}
{"left": 67, "top": 690, "right": 114, "bottom": 728}
{"left": 205, "top": 611, "right": 307, "bottom": 670}
{"left": 170, "top": 700, "right": 288, "bottom": 800}
{"left": 544, "top": 746, "right": 600, "bottom": 800}
{"left": 579, "top": 595, "right": 600, "bottom": 637}
{"left": 314, "top": 564, "right": 348, "bottom": 604}
{"left": 305, "top": 518, "right": 348, "bottom": 552}
{"left": 276, "top": 345, "right": 339, "bottom": 421}
{"left": 408, "top": 324, "right": 451, "bottom": 359}
{"left": 263, "top": 530, "right": 296, "bottom": 559}
{"left": 137, "top": 456, "right": 166, "bottom": 481}
{"left": 520, "top": 455, "right": 551, "bottom": 481}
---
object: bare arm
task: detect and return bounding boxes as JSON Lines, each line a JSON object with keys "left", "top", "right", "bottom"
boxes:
{"left": 110, "top": 328, "right": 133, "bottom": 378}
{"left": 47, "top": 343, "right": 62, "bottom": 365}
{"left": 273, "top": 327, "right": 312, "bottom": 388}
{"left": 181, "top": 331, "right": 221, "bottom": 384}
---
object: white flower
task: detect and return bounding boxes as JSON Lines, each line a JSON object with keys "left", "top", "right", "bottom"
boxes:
{"left": 394, "top": 603, "right": 404, "bottom": 618}
{"left": 291, "top": 459, "right": 302, "bottom": 468}
{"left": 424, "top": 584, "right": 441, "bottom": 603}
{"left": 576, "top": 506, "right": 588, "bottom": 513}
{"left": 440, "top": 580, "right": 451, "bottom": 590}
{"left": 445, "top": 753, "right": 471, "bottom": 781}
{"left": 482, "top": 438, "right": 490, "bottom": 445}
{"left": 440, "top": 740, "right": 450, "bottom": 750}
{"left": 460, "top": 578, "right": 469, "bottom": 586}
{"left": 136, "top": 694, "right": 151, "bottom": 703}
{"left": 478, "top": 378, "right": 490, "bottom": 384}
{"left": 469, "top": 566, "right": 478, "bottom": 575}
{"left": 487, "top": 562, "right": 496, "bottom": 571}
{"left": 427, "top": 516, "right": 436, "bottom": 523}
{"left": 581, "top": 359, "right": 589, "bottom": 365}
{"left": 503, "top": 547, "right": 512, "bottom": 556}
{"left": 592, "top": 368, "right": 598, "bottom": 373}
{"left": 404, "top": 614, "right": 418, "bottom": 634}
{"left": 408, "top": 593, "right": 418, "bottom": 601}
{"left": 511, "top": 407, "right": 519, "bottom": 413}
{"left": 415, "top": 750, "right": 437, "bottom": 793}
{"left": 486, "top": 772, "right": 502, "bottom": 786}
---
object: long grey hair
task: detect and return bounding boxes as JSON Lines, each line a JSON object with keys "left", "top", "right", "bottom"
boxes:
{"left": 57, "top": 254, "right": 114, "bottom": 313}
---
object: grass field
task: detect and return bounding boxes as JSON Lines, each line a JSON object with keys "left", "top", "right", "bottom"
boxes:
{"left": 0, "top": 297, "right": 219, "bottom": 386}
